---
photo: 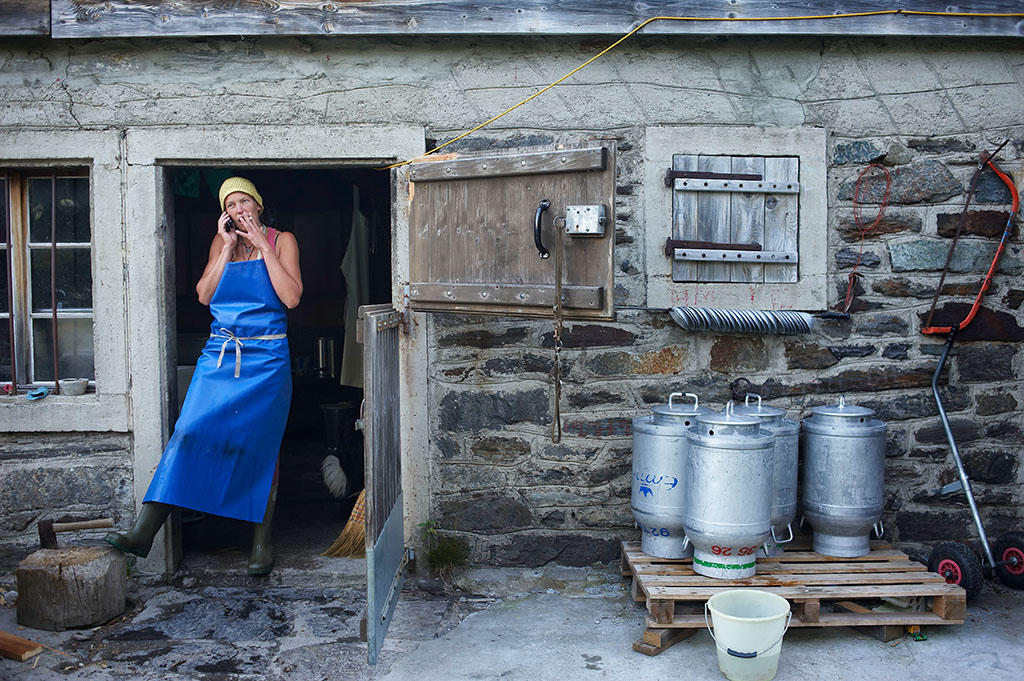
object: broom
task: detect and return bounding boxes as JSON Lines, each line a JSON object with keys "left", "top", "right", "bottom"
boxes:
{"left": 322, "top": 489, "right": 366, "bottom": 558}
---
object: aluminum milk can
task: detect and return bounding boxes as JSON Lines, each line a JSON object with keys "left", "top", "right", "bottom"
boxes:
{"left": 631, "top": 392, "right": 710, "bottom": 558}
{"left": 734, "top": 393, "right": 799, "bottom": 557}
{"left": 801, "top": 396, "right": 887, "bottom": 558}
{"left": 683, "top": 402, "right": 774, "bottom": 578}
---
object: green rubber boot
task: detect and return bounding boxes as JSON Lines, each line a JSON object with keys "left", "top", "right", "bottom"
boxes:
{"left": 248, "top": 484, "right": 277, "bottom": 576}
{"left": 104, "top": 502, "right": 172, "bottom": 558}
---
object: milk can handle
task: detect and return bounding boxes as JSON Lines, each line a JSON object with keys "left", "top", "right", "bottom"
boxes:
{"left": 704, "top": 605, "right": 792, "bottom": 659}
{"left": 668, "top": 392, "right": 700, "bottom": 410}
{"left": 873, "top": 520, "right": 885, "bottom": 539}
{"left": 744, "top": 393, "right": 762, "bottom": 409}
{"left": 771, "top": 523, "right": 795, "bottom": 545}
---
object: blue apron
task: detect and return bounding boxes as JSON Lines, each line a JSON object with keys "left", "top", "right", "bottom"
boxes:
{"left": 144, "top": 258, "right": 292, "bottom": 523}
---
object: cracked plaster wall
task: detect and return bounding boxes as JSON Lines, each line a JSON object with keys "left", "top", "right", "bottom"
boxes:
{"left": 1, "top": 34, "right": 1023, "bottom": 567}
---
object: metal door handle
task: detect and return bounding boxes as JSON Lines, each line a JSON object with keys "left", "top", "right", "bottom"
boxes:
{"left": 534, "top": 199, "right": 551, "bottom": 259}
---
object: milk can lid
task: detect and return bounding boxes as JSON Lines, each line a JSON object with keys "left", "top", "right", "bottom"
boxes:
{"left": 809, "top": 395, "right": 874, "bottom": 419}
{"left": 696, "top": 401, "right": 762, "bottom": 427}
{"left": 650, "top": 392, "right": 711, "bottom": 420}
{"left": 732, "top": 393, "right": 787, "bottom": 420}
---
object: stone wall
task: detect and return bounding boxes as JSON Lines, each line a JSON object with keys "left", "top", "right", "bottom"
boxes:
{"left": 0, "top": 34, "right": 1021, "bottom": 566}
{"left": 0, "top": 434, "right": 135, "bottom": 571}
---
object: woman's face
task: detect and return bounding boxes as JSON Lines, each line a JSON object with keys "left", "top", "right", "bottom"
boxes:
{"left": 223, "top": 191, "right": 262, "bottom": 225}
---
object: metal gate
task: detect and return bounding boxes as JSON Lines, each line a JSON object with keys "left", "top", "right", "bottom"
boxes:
{"left": 359, "top": 304, "right": 408, "bottom": 666}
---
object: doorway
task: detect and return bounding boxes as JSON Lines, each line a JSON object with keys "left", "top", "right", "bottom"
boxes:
{"left": 169, "top": 166, "right": 391, "bottom": 569}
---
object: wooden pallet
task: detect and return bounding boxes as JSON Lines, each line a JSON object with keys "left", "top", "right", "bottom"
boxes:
{"left": 621, "top": 540, "right": 965, "bottom": 655}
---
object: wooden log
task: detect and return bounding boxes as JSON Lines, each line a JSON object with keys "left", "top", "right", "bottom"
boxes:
{"left": 634, "top": 627, "right": 696, "bottom": 656}
{"left": 0, "top": 630, "right": 43, "bottom": 662}
{"left": 15, "top": 546, "right": 126, "bottom": 632}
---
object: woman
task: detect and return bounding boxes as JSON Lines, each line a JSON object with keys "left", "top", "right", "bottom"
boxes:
{"left": 106, "top": 177, "right": 302, "bottom": 575}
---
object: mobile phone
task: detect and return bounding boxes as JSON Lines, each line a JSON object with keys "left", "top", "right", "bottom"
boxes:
{"left": 225, "top": 217, "right": 235, "bottom": 231}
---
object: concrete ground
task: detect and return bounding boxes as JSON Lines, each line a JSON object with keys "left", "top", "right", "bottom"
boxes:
{"left": 2, "top": 549, "right": 1022, "bottom": 681}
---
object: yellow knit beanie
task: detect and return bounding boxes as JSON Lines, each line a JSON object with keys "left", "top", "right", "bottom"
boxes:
{"left": 218, "top": 177, "right": 263, "bottom": 211}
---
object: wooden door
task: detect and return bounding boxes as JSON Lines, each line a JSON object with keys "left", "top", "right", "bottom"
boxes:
{"left": 407, "top": 142, "right": 616, "bottom": 319}
{"left": 359, "top": 303, "right": 406, "bottom": 666}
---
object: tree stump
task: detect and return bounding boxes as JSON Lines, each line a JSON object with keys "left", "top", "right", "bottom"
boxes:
{"left": 15, "top": 546, "right": 127, "bottom": 631}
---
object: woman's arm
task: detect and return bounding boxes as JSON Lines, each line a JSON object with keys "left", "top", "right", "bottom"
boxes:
{"left": 195, "top": 213, "right": 237, "bottom": 306}
{"left": 260, "top": 231, "right": 303, "bottom": 309}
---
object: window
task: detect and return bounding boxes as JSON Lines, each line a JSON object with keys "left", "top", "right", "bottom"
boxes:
{"left": 644, "top": 126, "right": 827, "bottom": 311}
{"left": 1, "top": 170, "right": 94, "bottom": 385}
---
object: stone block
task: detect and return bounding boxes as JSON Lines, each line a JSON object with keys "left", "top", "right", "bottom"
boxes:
{"left": 975, "top": 392, "right": 1017, "bottom": 416}
{"left": 882, "top": 343, "right": 910, "bottom": 360}
{"left": 828, "top": 344, "right": 875, "bottom": 359}
{"left": 16, "top": 546, "right": 126, "bottom": 631}
{"left": 436, "top": 464, "right": 511, "bottom": 493}
{"left": 906, "top": 137, "right": 975, "bottom": 153}
{"left": 468, "top": 437, "right": 530, "bottom": 464}
{"left": 890, "top": 239, "right": 1021, "bottom": 273}
{"left": 837, "top": 159, "right": 961, "bottom": 204}
{"left": 919, "top": 305, "right": 1024, "bottom": 342}
{"left": 438, "top": 389, "right": 549, "bottom": 433}
{"left": 914, "top": 418, "right": 982, "bottom": 445}
{"left": 436, "top": 326, "right": 531, "bottom": 349}
{"left": 936, "top": 210, "right": 1015, "bottom": 239}
{"left": 957, "top": 343, "right": 1016, "bottom": 381}
{"left": 785, "top": 340, "right": 838, "bottom": 370}
{"left": 896, "top": 510, "right": 972, "bottom": 542}
{"left": 567, "top": 390, "right": 625, "bottom": 409}
{"left": 439, "top": 493, "right": 533, "bottom": 533}
{"left": 753, "top": 364, "right": 939, "bottom": 398}
{"left": 985, "top": 420, "right": 1023, "bottom": 442}
{"left": 539, "top": 444, "right": 599, "bottom": 464}
{"left": 963, "top": 448, "right": 1017, "bottom": 485}
{"left": 1006, "top": 289, "right": 1024, "bottom": 310}
{"left": 835, "top": 248, "right": 881, "bottom": 269}
{"left": 836, "top": 210, "right": 921, "bottom": 242}
{"left": 833, "top": 140, "right": 883, "bottom": 165}
{"left": 860, "top": 387, "right": 969, "bottom": 421}
{"left": 540, "top": 324, "right": 638, "bottom": 349}
{"left": 973, "top": 168, "right": 1016, "bottom": 204}
{"left": 710, "top": 337, "right": 767, "bottom": 373}
{"left": 561, "top": 418, "right": 632, "bottom": 439}
{"left": 484, "top": 533, "right": 620, "bottom": 567}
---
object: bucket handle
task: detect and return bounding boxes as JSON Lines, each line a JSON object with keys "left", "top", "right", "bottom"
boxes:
{"left": 771, "top": 523, "right": 794, "bottom": 545}
{"left": 682, "top": 535, "right": 691, "bottom": 551}
{"left": 704, "top": 603, "right": 792, "bottom": 659}
{"left": 873, "top": 520, "right": 885, "bottom": 539}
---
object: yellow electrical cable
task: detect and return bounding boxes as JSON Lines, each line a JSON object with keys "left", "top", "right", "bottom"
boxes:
{"left": 383, "top": 9, "right": 1024, "bottom": 170}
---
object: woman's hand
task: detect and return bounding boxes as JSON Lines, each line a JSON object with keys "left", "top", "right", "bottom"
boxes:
{"left": 217, "top": 212, "right": 238, "bottom": 248}
{"left": 234, "top": 210, "right": 271, "bottom": 255}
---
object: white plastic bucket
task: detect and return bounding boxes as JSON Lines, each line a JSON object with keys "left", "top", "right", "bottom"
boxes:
{"left": 705, "top": 589, "right": 792, "bottom": 681}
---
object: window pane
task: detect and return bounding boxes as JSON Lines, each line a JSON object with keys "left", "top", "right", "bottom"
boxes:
{"left": 0, "top": 250, "right": 7, "bottom": 315}
{"left": 32, "top": 317, "right": 95, "bottom": 381}
{"left": 0, "top": 320, "right": 10, "bottom": 383}
{"left": 28, "top": 177, "right": 90, "bottom": 243}
{"left": 30, "top": 247, "right": 93, "bottom": 312}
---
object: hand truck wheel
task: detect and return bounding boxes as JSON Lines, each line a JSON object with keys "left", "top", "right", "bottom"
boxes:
{"left": 992, "top": 533, "right": 1024, "bottom": 589}
{"left": 928, "top": 541, "right": 984, "bottom": 600}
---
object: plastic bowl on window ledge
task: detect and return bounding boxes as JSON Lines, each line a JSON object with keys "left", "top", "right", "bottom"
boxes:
{"left": 59, "top": 378, "right": 88, "bottom": 396}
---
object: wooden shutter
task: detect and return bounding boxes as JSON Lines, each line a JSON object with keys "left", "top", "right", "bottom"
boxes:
{"left": 407, "top": 142, "right": 616, "bottom": 320}
{"left": 671, "top": 154, "right": 798, "bottom": 284}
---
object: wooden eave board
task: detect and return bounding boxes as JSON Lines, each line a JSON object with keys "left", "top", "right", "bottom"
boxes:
{"left": 0, "top": 0, "right": 48, "bottom": 36}
{"left": 50, "top": 1, "right": 1024, "bottom": 39}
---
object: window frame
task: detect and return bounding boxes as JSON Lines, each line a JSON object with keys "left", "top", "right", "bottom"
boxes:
{"left": 0, "top": 130, "right": 129, "bottom": 432}
{"left": 643, "top": 126, "right": 827, "bottom": 311}
{"left": 2, "top": 169, "right": 95, "bottom": 385}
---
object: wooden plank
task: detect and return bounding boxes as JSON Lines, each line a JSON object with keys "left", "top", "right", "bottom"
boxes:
{"left": 932, "top": 593, "right": 967, "bottom": 621}
{"left": 646, "top": 582, "right": 963, "bottom": 600}
{"left": 409, "top": 282, "right": 603, "bottom": 309}
{"left": 638, "top": 571, "right": 948, "bottom": 588}
{"left": 648, "top": 610, "right": 961, "bottom": 629}
{"left": 671, "top": 155, "right": 698, "bottom": 282}
{"left": 763, "top": 157, "right": 799, "bottom": 283}
{"left": 51, "top": 1, "right": 1024, "bottom": 38}
{"left": 696, "top": 155, "right": 732, "bottom": 283}
{"left": 633, "top": 559, "right": 928, "bottom": 576}
{"left": 794, "top": 599, "right": 820, "bottom": 623}
{"left": 0, "top": 629, "right": 43, "bottom": 662}
{"left": 0, "top": 0, "right": 47, "bottom": 36}
{"left": 673, "top": 177, "right": 799, "bottom": 194}
{"left": 409, "top": 148, "right": 606, "bottom": 182}
{"left": 634, "top": 627, "right": 697, "bottom": 656}
{"left": 731, "top": 156, "right": 765, "bottom": 283}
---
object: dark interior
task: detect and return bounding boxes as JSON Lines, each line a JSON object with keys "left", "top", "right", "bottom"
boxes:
{"left": 169, "top": 166, "right": 391, "bottom": 566}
